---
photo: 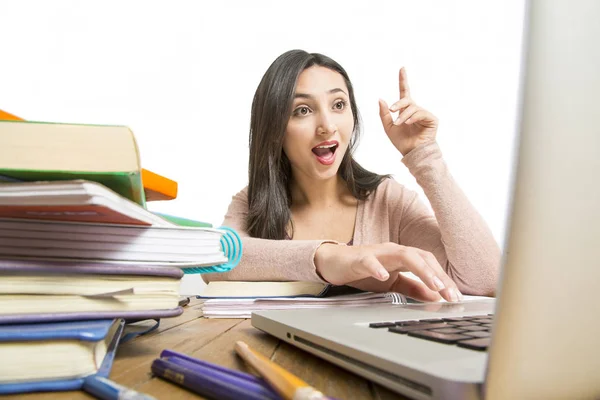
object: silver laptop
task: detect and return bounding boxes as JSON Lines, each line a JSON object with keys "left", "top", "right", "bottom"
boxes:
{"left": 251, "top": 2, "right": 600, "bottom": 399}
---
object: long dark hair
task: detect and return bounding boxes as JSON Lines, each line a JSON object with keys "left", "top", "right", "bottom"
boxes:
{"left": 247, "top": 49, "right": 389, "bottom": 239}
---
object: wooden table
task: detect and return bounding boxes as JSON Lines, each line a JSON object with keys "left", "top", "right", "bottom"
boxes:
{"left": 8, "top": 299, "right": 407, "bottom": 400}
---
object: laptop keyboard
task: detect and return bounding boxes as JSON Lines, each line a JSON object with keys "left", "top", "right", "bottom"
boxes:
{"left": 369, "top": 315, "right": 494, "bottom": 351}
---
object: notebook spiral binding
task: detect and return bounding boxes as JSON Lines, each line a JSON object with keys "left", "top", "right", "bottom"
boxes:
{"left": 182, "top": 226, "right": 243, "bottom": 274}
{"left": 385, "top": 292, "right": 407, "bottom": 304}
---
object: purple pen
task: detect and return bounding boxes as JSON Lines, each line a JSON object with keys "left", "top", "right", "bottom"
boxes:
{"left": 160, "top": 349, "right": 266, "bottom": 383}
{"left": 151, "top": 355, "right": 281, "bottom": 400}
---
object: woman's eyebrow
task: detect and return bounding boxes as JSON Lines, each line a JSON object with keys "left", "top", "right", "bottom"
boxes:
{"left": 293, "top": 88, "right": 348, "bottom": 99}
{"left": 328, "top": 88, "right": 348, "bottom": 96}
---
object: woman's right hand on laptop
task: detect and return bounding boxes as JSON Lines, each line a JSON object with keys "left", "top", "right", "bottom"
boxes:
{"left": 314, "top": 242, "right": 463, "bottom": 302}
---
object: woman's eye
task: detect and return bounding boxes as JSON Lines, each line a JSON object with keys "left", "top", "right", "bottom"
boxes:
{"left": 294, "top": 106, "right": 310, "bottom": 116}
{"left": 334, "top": 100, "right": 346, "bottom": 110}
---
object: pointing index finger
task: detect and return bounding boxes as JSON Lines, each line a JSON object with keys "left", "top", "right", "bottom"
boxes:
{"left": 399, "top": 67, "right": 411, "bottom": 99}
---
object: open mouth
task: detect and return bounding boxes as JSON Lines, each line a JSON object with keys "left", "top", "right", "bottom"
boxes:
{"left": 311, "top": 141, "right": 339, "bottom": 165}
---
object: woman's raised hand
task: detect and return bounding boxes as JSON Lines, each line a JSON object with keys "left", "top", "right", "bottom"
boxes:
{"left": 314, "top": 242, "right": 463, "bottom": 302}
{"left": 378, "top": 67, "right": 438, "bottom": 156}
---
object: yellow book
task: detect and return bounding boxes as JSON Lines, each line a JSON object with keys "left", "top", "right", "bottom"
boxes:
{"left": 0, "top": 109, "right": 179, "bottom": 203}
{"left": 0, "top": 119, "right": 145, "bottom": 206}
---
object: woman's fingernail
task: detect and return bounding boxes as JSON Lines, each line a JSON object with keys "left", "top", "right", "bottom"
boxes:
{"left": 433, "top": 276, "right": 445, "bottom": 291}
{"left": 449, "top": 288, "right": 460, "bottom": 302}
{"left": 379, "top": 270, "right": 390, "bottom": 280}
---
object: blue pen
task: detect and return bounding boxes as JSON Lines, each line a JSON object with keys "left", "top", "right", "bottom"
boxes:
{"left": 83, "top": 375, "right": 156, "bottom": 400}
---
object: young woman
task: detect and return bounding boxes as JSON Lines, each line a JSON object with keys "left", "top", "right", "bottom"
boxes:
{"left": 204, "top": 50, "right": 500, "bottom": 302}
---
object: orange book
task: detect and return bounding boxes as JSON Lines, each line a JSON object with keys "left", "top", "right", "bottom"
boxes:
{"left": 141, "top": 168, "right": 178, "bottom": 201}
{"left": 0, "top": 109, "right": 21, "bottom": 121}
{"left": 0, "top": 109, "right": 178, "bottom": 202}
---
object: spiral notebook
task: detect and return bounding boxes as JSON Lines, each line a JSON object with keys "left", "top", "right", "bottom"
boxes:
{"left": 199, "top": 282, "right": 408, "bottom": 319}
{"left": 0, "top": 219, "right": 242, "bottom": 274}
{"left": 201, "top": 292, "right": 407, "bottom": 319}
{"left": 199, "top": 281, "right": 492, "bottom": 318}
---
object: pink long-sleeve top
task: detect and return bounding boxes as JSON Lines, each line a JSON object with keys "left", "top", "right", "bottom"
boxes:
{"left": 203, "top": 142, "right": 501, "bottom": 296}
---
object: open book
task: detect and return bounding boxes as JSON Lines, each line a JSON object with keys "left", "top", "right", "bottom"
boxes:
{"left": 198, "top": 281, "right": 492, "bottom": 319}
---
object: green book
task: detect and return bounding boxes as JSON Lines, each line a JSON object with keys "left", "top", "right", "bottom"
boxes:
{"left": 152, "top": 212, "right": 213, "bottom": 228}
{"left": 0, "top": 120, "right": 145, "bottom": 206}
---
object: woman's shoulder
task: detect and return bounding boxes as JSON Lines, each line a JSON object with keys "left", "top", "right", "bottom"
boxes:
{"left": 234, "top": 185, "right": 249, "bottom": 197}
{"left": 368, "top": 177, "right": 413, "bottom": 202}
{"left": 226, "top": 185, "right": 249, "bottom": 209}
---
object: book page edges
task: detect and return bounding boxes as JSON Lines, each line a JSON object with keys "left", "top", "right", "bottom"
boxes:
{"left": 200, "top": 281, "right": 328, "bottom": 298}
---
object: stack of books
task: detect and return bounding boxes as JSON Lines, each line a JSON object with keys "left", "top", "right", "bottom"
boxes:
{"left": 0, "top": 115, "right": 241, "bottom": 393}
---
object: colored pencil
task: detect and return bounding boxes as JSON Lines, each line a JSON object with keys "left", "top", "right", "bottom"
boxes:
{"left": 235, "top": 341, "right": 334, "bottom": 400}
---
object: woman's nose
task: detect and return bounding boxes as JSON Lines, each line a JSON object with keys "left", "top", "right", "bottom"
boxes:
{"left": 316, "top": 112, "right": 337, "bottom": 135}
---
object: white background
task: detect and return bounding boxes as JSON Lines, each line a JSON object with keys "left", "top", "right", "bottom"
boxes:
{"left": 0, "top": 1, "right": 526, "bottom": 293}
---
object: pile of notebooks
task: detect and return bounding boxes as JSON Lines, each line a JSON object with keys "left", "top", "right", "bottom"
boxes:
{"left": 0, "top": 117, "right": 242, "bottom": 393}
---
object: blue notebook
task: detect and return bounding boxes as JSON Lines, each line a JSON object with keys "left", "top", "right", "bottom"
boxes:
{"left": 0, "top": 318, "right": 124, "bottom": 394}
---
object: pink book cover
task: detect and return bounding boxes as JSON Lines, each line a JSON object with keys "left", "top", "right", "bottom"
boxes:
{"left": 0, "top": 204, "right": 151, "bottom": 225}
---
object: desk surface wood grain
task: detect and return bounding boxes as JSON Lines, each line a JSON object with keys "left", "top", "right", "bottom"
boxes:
{"left": 7, "top": 299, "right": 407, "bottom": 400}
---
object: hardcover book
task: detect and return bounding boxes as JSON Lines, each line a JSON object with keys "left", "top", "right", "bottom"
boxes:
{"left": 141, "top": 168, "right": 178, "bottom": 201}
{"left": 0, "top": 318, "right": 124, "bottom": 394}
{"left": 0, "top": 109, "right": 179, "bottom": 203}
{"left": 0, "top": 119, "right": 145, "bottom": 206}
{"left": 0, "top": 259, "right": 184, "bottom": 324}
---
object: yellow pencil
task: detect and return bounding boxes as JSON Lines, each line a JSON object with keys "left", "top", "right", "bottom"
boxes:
{"left": 234, "top": 341, "right": 332, "bottom": 400}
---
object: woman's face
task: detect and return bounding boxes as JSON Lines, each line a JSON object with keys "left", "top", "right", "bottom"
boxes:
{"left": 283, "top": 66, "right": 354, "bottom": 183}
